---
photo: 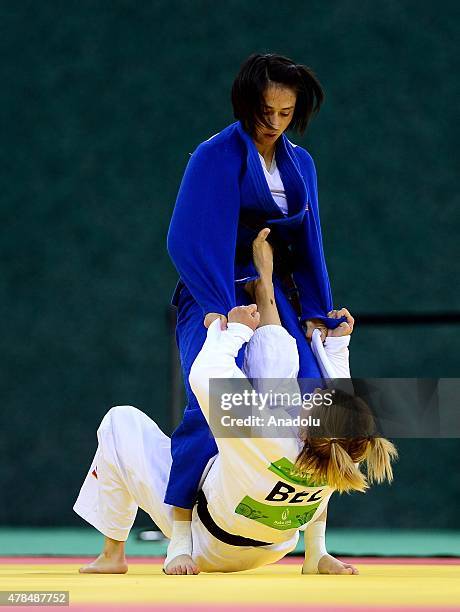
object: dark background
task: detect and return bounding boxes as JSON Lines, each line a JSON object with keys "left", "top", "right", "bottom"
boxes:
{"left": 1, "top": 0, "right": 458, "bottom": 527}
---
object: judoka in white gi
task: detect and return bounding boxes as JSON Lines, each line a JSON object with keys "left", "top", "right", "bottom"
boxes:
{"left": 74, "top": 230, "right": 397, "bottom": 575}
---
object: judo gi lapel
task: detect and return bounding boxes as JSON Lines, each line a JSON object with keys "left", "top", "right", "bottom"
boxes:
{"left": 236, "top": 121, "right": 309, "bottom": 227}
{"left": 276, "top": 135, "right": 310, "bottom": 223}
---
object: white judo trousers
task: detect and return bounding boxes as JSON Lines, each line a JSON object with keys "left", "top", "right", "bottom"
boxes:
{"left": 73, "top": 405, "right": 173, "bottom": 543}
{"left": 73, "top": 326, "right": 312, "bottom": 572}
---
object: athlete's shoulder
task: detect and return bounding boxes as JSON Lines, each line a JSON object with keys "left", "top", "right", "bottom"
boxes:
{"left": 286, "top": 137, "right": 315, "bottom": 167}
{"left": 193, "top": 122, "right": 241, "bottom": 159}
{"left": 286, "top": 139, "right": 317, "bottom": 184}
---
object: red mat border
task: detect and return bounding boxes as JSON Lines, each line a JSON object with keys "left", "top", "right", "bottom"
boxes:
{"left": 10, "top": 605, "right": 460, "bottom": 612}
{"left": 0, "top": 556, "right": 459, "bottom": 565}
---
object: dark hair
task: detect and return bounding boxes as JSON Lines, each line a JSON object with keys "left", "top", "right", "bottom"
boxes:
{"left": 231, "top": 53, "right": 324, "bottom": 136}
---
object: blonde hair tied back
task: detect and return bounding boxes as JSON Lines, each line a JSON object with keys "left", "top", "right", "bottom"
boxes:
{"left": 328, "top": 439, "right": 368, "bottom": 493}
{"left": 295, "top": 436, "right": 398, "bottom": 494}
{"left": 366, "top": 437, "right": 399, "bottom": 485}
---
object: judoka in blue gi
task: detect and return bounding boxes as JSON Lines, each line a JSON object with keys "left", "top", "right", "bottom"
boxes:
{"left": 164, "top": 53, "right": 347, "bottom": 574}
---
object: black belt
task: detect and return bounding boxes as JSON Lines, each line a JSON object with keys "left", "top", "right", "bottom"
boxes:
{"left": 196, "top": 490, "right": 273, "bottom": 547}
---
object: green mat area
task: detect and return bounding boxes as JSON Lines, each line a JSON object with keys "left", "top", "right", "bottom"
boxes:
{"left": 1, "top": 528, "right": 459, "bottom": 557}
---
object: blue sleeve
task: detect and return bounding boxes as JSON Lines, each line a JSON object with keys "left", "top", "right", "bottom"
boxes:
{"left": 167, "top": 142, "right": 240, "bottom": 317}
{"left": 291, "top": 149, "right": 344, "bottom": 330}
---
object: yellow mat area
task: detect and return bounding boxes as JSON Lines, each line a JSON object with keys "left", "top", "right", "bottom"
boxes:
{"left": 1, "top": 562, "right": 460, "bottom": 608}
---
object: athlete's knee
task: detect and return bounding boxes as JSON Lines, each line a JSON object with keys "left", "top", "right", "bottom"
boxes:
{"left": 110, "top": 404, "right": 138, "bottom": 417}
{"left": 106, "top": 404, "right": 138, "bottom": 421}
{"left": 98, "top": 405, "right": 139, "bottom": 433}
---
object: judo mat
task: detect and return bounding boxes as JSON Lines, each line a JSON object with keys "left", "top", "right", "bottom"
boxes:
{"left": 1, "top": 529, "right": 459, "bottom": 610}
{"left": 1, "top": 556, "right": 460, "bottom": 611}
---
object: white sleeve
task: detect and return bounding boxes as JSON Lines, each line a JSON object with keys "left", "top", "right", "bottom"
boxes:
{"left": 189, "top": 320, "right": 293, "bottom": 463}
{"left": 189, "top": 319, "right": 253, "bottom": 423}
{"left": 323, "top": 335, "right": 351, "bottom": 378}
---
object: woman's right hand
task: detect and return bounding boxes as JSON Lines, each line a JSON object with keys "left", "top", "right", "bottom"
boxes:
{"left": 227, "top": 305, "right": 260, "bottom": 331}
{"left": 203, "top": 313, "right": 228, "bottom": 330}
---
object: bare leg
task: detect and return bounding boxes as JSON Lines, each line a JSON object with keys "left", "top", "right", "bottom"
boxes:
{"left": 163, "top": 507, "right": 200, "bottom": 575}
{"left": 79, "top": 536, "right": 128, "bottom": 574}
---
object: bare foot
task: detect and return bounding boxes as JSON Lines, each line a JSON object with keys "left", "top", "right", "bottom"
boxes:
{"left": 163, "top": 554, "right": 200, "bottom": 575}
{"left": 302, "top": 553, "right": 359, "bottom": 575}
{"left": 79, "top": 553, "right": 128, "bottom": 574}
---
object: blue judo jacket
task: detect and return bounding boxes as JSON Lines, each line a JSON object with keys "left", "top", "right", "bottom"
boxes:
{"left": 165, "top": 121, "right": 345, "bottom": 509}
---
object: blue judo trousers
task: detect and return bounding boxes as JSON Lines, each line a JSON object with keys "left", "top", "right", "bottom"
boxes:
{"left": 165, "top": 121, "right": 346, "bottom": 508}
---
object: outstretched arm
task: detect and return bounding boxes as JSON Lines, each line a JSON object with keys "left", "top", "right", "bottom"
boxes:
{"left": 302, "top": 308, "right": 358, "bottom": 576}
{"left": 189, "top": 306, "right": 260, "bottom": 422}
{"left": 244, "top": 227, "right": 282, "bottom": 327}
